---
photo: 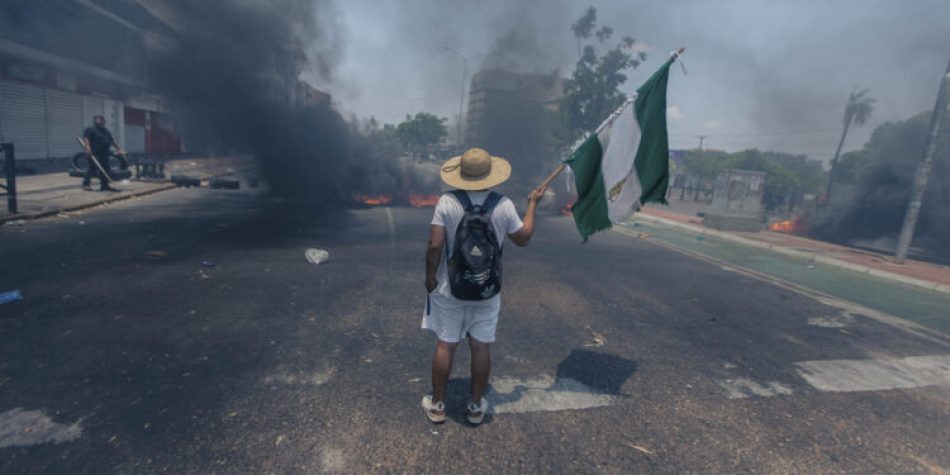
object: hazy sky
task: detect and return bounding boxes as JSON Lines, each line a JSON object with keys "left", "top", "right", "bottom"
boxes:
{"left": 321, "top": 0, "right": 950, "bottom": 161}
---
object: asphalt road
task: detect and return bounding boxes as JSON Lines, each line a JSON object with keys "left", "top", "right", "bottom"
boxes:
{"left": 1, "top": 187, "right": 948, "bottom": 473}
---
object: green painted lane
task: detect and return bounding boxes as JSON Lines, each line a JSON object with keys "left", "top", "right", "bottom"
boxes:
{"left": 621, "top": 219, "right": 950, "bottom": 335}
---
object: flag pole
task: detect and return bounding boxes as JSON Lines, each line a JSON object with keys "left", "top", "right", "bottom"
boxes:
{"left": 536, "top": 47, "right": 685, "bottom": 191}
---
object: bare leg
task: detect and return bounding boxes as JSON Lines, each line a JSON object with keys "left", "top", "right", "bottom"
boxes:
{"left": 469, "top": 337, "right": 491, "bottom": 403}
{"left": 431, "top": 340, "right": 458, "bottom": 404}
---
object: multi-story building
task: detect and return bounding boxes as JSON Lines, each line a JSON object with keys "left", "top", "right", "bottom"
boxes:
{"left": 465, "top": 69, "right": 562, "bottom": 146}
{"left": 0, "top": 0, "right": 179, "bottom": 162}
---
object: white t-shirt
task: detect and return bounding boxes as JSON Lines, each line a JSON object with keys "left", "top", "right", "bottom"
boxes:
{"left": 430, "top": 190, "right": 524, "bottom": 302}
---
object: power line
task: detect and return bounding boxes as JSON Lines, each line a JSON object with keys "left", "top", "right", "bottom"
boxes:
{"left": 670, "top": 128, "right": 839, "bottom": 138}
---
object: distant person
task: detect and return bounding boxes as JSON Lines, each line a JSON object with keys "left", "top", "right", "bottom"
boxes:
{"left": 422, "top": 147, "right": 547, "bottom": 425}
{"left": 81, "top": 115, "right": 124, "bottom": 191}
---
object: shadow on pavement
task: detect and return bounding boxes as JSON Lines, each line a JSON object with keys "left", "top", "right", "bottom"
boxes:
{"left": 440, "top": 349, "right": 637, "bottom": 426}
{"left": 555, "top": 349, "right": 638, "bottom": 395}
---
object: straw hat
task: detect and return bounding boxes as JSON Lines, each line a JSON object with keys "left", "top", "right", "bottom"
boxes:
{"left": 440, "top": 148, "right": 511, "bottom": 191}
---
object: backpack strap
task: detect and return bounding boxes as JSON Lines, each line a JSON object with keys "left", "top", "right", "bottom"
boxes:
{"left": 449, "top": 190, "right": 503, "bottom": 214}
{"left": 481, "top": 192, "right": 503, "bottom": 215}
{"left": 449, "top": 189, "right": 473, "bottom": 211}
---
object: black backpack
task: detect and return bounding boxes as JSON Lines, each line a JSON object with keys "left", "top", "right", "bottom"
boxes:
{"left": 447, "top": 190, "right": 504, "bottom": 301}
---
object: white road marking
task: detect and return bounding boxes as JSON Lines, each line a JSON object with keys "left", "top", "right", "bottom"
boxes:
{"left": 719, "top": 378, "right": 793, "bottom": 399}
{"left": 795, "top": 354, "right": 950, "bottom": 392}
{"left": 0, "top": 408, "right": 82, "bottom": 448}
{"left": 320, "top": 446, "right": 346, "bottom": 472}
{"left": 385, "top": 207, "right": 395, "bottom": 238}
{"left": 262, "top": 366, "right": 335, "bottom": 386}
{"left": 807, "top": 310, "right": 855, "bottom": 328}
{"left": 488, "top": 375, "right": 615, "bottom": 414}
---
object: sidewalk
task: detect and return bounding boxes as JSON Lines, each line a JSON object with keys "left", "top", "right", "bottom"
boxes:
{"left": 638, "top": 205, "right": 950, "bottom": 294}
{"left": 1, "top": 156, "right": 255, "bottom": 224}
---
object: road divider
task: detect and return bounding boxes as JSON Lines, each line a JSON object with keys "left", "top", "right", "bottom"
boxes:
{"left": 630, "top": 213, "right": 950, "bottom": 296}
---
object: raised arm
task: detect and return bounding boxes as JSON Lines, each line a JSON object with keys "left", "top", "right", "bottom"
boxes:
{"left": 508, "top": 184, "right": 547, "bottom": 247}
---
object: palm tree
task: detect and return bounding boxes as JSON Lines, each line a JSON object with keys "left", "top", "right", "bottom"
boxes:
{"left": 824, "top": 88, "right": 875, "bottom": 204}
{"left": 571, "top": 7, "right": 597, "bottom": 58}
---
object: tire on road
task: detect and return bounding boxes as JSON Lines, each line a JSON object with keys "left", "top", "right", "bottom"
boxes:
{"left": 70, "top": 152, "right": 129, "bottom": 171}
{"left": 171, "top": 175, "right": 202, "bottom": 187}
{"left": 209, "top": 178, "right": 240, "bottom": 190}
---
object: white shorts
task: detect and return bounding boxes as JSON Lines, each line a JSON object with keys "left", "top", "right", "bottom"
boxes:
{"left": 421, "top": 293, "right": 500, "bottom": 343}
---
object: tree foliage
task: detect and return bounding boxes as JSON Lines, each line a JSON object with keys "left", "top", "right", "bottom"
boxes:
{"left": 843, "top": 88, "right": 876, "bottom": 128}
{"left": 826, "top": 88, "right": 876, "bottom": 201}
{"left": 559, "top": 7, "right": 647, "bottom": 145}
{"left": 394, "top": 112, "right": 448, "bottom": 157}
{"left": 680, "top": 149, "right": 826, "bottom": 211}
{"left": 571, "top": 7, "right": 597, "bottom": 44}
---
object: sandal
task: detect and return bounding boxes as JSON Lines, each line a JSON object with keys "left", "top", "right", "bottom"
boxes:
{"left": 465, "top": 398, "right": 488, "bottom": 425}
{"left": 421, "top": 395, "right": 446, "bottom": 424}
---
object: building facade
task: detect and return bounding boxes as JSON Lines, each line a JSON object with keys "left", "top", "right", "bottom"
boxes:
{"left": 0, "top": 0, "right": 180, "bottom": 161}
{"left": 465, "top": 69, "right": 562, "bottom": 146}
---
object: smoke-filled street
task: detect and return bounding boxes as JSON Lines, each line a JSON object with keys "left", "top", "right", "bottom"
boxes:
{"left": 2, "top": 0, "right": 950, "bottom": 472}
{"left": 1, "top": 188, "right": 948, "bottom": 473}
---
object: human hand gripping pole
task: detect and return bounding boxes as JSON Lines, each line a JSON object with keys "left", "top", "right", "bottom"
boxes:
{"left": 76, "top": 136, "right": 112, "bottom": 184}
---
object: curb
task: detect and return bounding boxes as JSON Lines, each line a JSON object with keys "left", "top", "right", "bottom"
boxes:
{"left": 630, "top": 212, "right": 950, "bottom": 297}
{"left": 0, "top": 167, "right": 255, "bottom": 225}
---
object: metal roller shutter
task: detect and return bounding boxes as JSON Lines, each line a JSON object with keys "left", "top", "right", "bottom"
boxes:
{"left": 0, "top": 81, "right": 48, "bottom": 159}
{"left": 46, "top": 89, "right": 84, "bottom": 158}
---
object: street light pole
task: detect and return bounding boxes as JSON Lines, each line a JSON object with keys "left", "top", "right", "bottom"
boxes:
{"left": 894, "top": 58, "right": 950, "bottom": 263}
{"left": 444, "top": 46, "right": 468, "bottom": 149}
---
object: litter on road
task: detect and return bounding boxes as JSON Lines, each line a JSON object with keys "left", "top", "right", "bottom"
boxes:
{"left": 305, "top": 248, "right": 330, "bottom": 265}
{"left": 0, "top": 289, "right": 24, "bottom": 305}
{"left": 626, "top": 443, "right": 654, "bottom": 455}
{"left": 584, "top": 325, "right": 607, "bottom": 347}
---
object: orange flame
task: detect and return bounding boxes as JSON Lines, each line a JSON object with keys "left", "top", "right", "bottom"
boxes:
{"left": 354, "top": 194, "right": 393, "bottom": 206}
{"left": 768, "top": 216, "right": 806, "bottom": 234}
{"left": 409, "top": 193, "right": 439, "bottom": 208}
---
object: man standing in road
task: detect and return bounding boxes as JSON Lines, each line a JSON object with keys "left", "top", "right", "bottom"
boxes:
{"left": 81, "top": 115, "right": 124, "bottom": 192}
{"left": 422, "top": 147, "right": 547, "bottom": 425}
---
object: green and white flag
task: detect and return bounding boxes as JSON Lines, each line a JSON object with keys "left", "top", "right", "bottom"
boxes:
{"left": 565, "top": 54, "right": 676, "bottom": 241}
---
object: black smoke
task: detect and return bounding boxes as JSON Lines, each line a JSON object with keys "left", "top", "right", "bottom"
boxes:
{"left": 151, "top": 0, "right": 422, "bottom": 201}
{"left": 810, "top": 111, "right": 950, "bottom": 261}
{"left": 470, "top": 25, "right": 563, "bottom": 184}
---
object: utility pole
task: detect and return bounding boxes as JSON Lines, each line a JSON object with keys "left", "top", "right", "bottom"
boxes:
{"left": 693, "top": 135, "right": 707, "bottom": 202}
{"left": 894, "top": 59, "right": 950, "bottom": 263}
{"left": 444, "top": 46, "right": 468, "bottom": 150}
